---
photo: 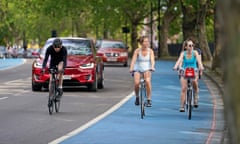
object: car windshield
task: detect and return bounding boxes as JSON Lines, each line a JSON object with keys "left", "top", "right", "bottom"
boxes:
{"left": 99, "top": 41, "right": 126, "bottom": 49}
{"left": 42, "top": 39, "right": 92, "bottom": 56}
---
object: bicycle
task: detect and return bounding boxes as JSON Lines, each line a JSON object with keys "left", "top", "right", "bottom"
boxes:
{"left": 178, "top": 67, "right": 198, "bottom": 120}
{"left": 48, "top": 67, "right": 61, "bottom": 115}
{"left": 132, "top": 70, "right": 152, "bottom": 119}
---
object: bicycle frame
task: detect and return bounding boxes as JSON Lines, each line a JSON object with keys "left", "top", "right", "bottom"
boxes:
{"left": 48, "top": 68, "right": 60, "bottom": 115}
{"left": 139, "top": 72, "right": 146, "bottom": 119}
{"left": 182, "top": 67, "right": 197, "bottom": 120}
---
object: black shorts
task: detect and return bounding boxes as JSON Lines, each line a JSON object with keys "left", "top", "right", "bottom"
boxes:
{"left": 50, "top": 60, "right": 63, "bottom": 69}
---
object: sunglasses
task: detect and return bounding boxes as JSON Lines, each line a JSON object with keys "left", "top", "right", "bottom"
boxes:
{"left": 53, "top": 45, "right": 61, "bottom": 49}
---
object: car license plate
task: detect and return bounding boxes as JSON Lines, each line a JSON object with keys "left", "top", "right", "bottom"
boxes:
{"left": 63, "top": 75, "right": 71, "bottom": 80}
{"left": 107, "top": 57, "right": 117, "bottom": 62}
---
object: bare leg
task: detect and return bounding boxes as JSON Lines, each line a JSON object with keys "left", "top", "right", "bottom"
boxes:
{"left": 180, "top": 77, "right": 187, "bottom": 110}
{"left": 134, "top": 72, "right": 140, "bottom": 97}
{"left": 145, "top": 71, "right": 152, "bottom": 100}
{"left": 134, "top": 72, "right": 140, "bottom": 105}
{"left": 58, "top": 62, "right": 64, "bottom": 88}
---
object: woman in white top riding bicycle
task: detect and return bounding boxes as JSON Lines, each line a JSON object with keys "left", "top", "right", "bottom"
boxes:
{"left": 173, "top": 38, "right": 204, "bottom": 112}
{"left": 130, "top": 36, "right": 155, "bottom": 107}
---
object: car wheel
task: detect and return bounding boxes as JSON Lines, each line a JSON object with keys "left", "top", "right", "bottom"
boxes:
{"left": 88, "top": 72, "right": 98, "bottom": 92}
{"left": 98, "top": 71, "right": 104, "bottom": 89}
{"left": 32, "top": 81, "right": 41, "bottom": 91}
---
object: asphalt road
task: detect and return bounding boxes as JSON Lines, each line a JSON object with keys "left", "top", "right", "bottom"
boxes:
{"left": 0, "top": 59, "right": 133, "bottom": 144}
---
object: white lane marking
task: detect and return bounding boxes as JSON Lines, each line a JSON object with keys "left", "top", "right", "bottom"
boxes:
{"left": 0, "top": 97, "right": 8, "bottom": 100}
{"left": 48, "top": 91, "right": 134, "bottom": 144}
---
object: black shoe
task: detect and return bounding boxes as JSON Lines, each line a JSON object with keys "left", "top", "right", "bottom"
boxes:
{"left": 58, "top": 88, "right": 63, "bottom": 96}
{"left": 194, "top": 104, "right": 198, "bottom": 108}
{"left": 179, "top": 107, "right": 185, "bottom": 112}
{"left": 146, "top": 100, "right": 152, "bottom": 107}
{"left": 135, "top": 97, "right": 139, "bottom": 106}
{"left": 48, "top": 98, "right": 53, "bottom": 107}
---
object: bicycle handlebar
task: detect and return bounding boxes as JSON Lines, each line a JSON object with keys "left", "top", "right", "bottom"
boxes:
{"left": 130, "top": 69, "right": 154, "bottom": 77}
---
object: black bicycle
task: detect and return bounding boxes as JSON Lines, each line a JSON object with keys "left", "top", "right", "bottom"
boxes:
{"left": 139, "top": 71, "right": 146, "bottom": 119}
{"left": 132, "top": 70, "right": 153, "bottom": 119}
{"left": 179, "top": 67, "right": 197, "bottom": 120}
{"left": 48, "top": 68, "right": 61, "bottom": 115}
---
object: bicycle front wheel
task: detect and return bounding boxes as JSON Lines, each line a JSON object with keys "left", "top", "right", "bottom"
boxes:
{"left": 187, "top": 90, "right": 192, "bottom": 120}
{"left": 54, "top": 98, "right": 60, "bottom": 113}
{"left": 140, "top": 86, "right": 145, "bottom": 119}
{"left": 48, "top": 97, "right": 54, "bottom": 115}
{"left": 48, "top": 81, "right": 55, "bottom": 115}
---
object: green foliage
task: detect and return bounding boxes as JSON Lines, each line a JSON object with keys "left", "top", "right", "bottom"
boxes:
{"left": 0, "top": 0, "right": 215, "bottom": 46}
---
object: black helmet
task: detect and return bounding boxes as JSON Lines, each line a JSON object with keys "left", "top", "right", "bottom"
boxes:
{"left": 53, "top": 38, "right": 62, "bottom": 48}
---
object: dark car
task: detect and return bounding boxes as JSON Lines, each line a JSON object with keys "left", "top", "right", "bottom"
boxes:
{"left": 96, "top": 39, "right": 129, "bottom": 67}
{"left": 32, "top": 37, "right": 104, "bottom": 91}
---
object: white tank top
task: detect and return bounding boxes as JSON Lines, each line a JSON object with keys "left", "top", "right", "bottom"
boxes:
{"left": 134, "top": 48, "right": 151, "bottom": 72}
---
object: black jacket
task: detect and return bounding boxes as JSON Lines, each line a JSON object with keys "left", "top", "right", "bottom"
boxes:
{"left": 42, "top": 45, "right": 67, "bottom": 69}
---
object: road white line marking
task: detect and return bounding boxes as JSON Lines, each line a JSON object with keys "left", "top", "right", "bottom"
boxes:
{"left": 48, "top": 91, "right": 134, "bottom": 144}
{"left": 0, "top": 97, "right": 8, "bottom": 100}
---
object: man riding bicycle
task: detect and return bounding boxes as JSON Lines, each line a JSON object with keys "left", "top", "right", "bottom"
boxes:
{"left": 42, "top": 38, "right": 68, "bottom": 99}
{"left": 173, "top": 38, "right": 204, "bottom": 112}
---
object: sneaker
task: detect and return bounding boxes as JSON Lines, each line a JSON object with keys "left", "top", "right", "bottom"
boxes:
{"left": 135, "top": 97, "right": 139, "bottom": 106}
{"left": 146, "top": 100, "right": 152, "bottom": 107}
{"left": 179, "top": 107, "right": 185, "bottom": 112}
{"left": 56, "top": 88, "right": 63, "bottom": 101}
{"left": 58, "top": 88, "right": 63, "bottom": 96}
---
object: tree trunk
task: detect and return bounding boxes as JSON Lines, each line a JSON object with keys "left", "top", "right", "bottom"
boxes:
{"left": 160, "top": 18, "right": 169, "bottom": 57}
{"left": 212, "top": 4, "right": 221, "bottom": 70}
{"left": 197, "top": 0, "right": 212, "bottom": 61}
{"left": 181, "top": 1, "right": 198, "bottom": 40}
{"left": 181, "top": 0, "right": 212, "bottom": 61}
{"left": 130, "top": 22, "right": 138, "bottom": 57}
{"left": 217, "top": 0, "right": 240, "bottom": 143}
{"left": 160, "top": 0, "right": 179, "bottom": 57}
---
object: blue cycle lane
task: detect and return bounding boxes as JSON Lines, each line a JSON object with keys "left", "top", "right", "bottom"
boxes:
{"left": 0, "top": 58, "right": 25, "bottom": 70}
{"left": 53, "top": 60, "right": 224, "bottom": 144}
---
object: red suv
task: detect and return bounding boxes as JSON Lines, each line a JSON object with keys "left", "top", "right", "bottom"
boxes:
{"left": 96, "top": 39, "right": 129, "bottom": 67}
{"left": 32, "top": 37, "right": 104, "bottom": 91}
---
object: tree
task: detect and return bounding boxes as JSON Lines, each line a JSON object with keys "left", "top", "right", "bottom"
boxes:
{"left": 212, "top": 3, "right": 221, "bottom": 70}
{"left": 217, "top": 0, "right": 240, "bottom": 143}
{"left": 180, "top": 0, "right": 213, "bottom": 61}
{"left": 160, "top": 0, "right": 180, "bottom": 57}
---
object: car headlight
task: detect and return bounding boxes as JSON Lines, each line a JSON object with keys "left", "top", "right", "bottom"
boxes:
{"left": 120, "top": 52, "right": 128, "bottom": 57}
{"left": 80, "top": 63, "right": 94, "bottom": 69}
{"left": 33, "top": 61, "right": 42, "bottom": 68}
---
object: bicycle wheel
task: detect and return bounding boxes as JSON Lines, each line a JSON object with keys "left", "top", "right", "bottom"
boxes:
{"left": 140, "top": 86, "right": 145, "bottom": 119}
{"left": 48, "top": 81, "right": 55, "bottom": 115}
{"left": 54, "top": 98, "right": 60, "bottom": 113}
{"left": 187, "top": 90, "right": 192, "bottom": 120}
